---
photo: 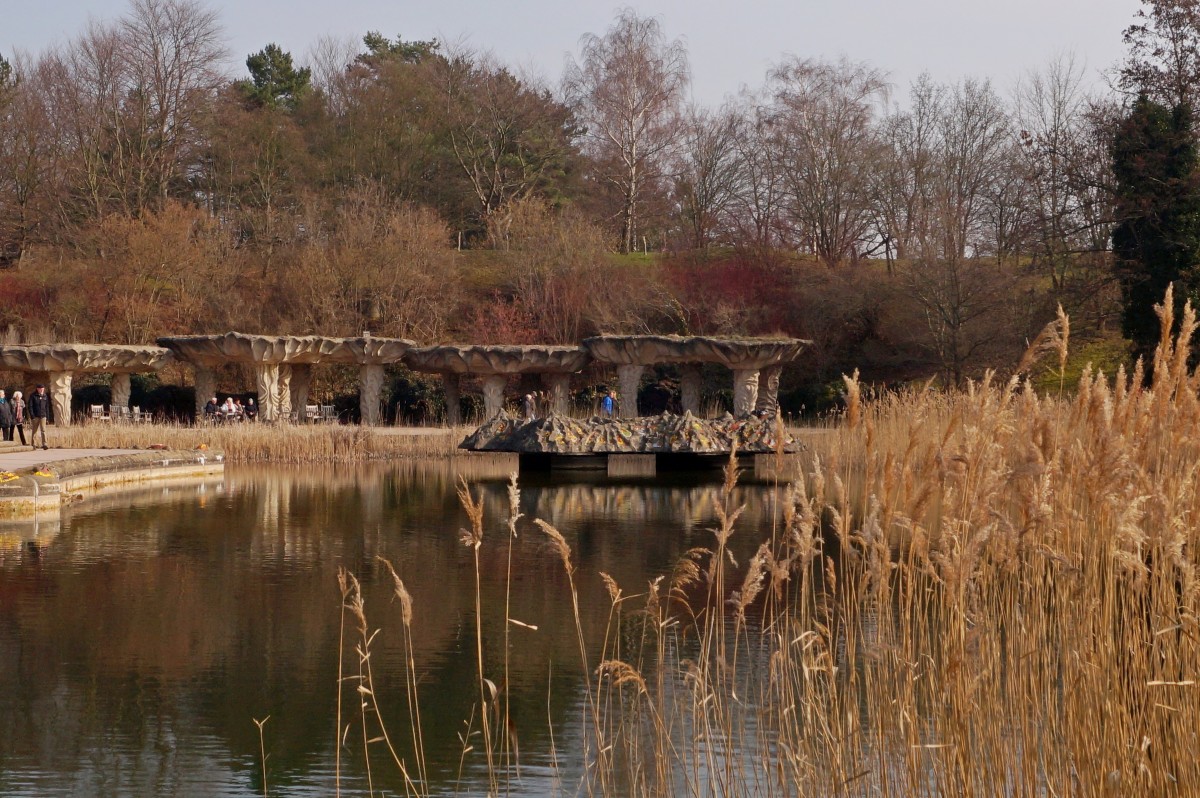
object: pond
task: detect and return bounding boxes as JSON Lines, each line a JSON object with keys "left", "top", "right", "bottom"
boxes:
{"left": 0, "top": 460, "right": 792, "bottom": 797}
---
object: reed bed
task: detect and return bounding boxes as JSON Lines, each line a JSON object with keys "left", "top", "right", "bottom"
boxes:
{"left": 335, "top": 293, "right": 1200, "bottom": 796}
{"left": 46, "top": 422, "right": 462, "bottom": 463}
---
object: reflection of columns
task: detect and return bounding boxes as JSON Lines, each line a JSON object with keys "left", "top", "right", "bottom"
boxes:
{"left": 277, "top": 364, "right": 292, "bottom": 422}
{"left": 733, "top": 368, "right": 760, "bottom": 417}
{"left": 443, "top": 373, "right": 462, "bottom": 426}
{"left": 482, "top": 375, "right": 507, "bottom": 419}
{"left": 48, "top": 370, "right": 73, "bottom": 426}
{"left": 194, "top": 366, "right": 216, "bottom": 417}
{"left": 255, "top": 364, "right": 281, "bottom": 422}
{"left": 290, "top": 364, "right": 312, "bottom": 421}
{"left": 111, "top": 373, "right": 132, "bottom": 408}
{"left": 756, "top": 365, "right": 782, "bottom": 415}
{"left": 616, "top": 364, "right": 644, "bottom": 418}
{"left": 541, "top": 373, "right": 570, "bottom": 415}
{"left": 359, "top": 364, "right": 385, "bottom": 426}
{"left": 680, "top": 365, "right": 702, "bottom": 416}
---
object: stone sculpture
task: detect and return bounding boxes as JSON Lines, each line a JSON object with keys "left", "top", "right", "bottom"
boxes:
{"left": 461, "top": 410, "right": 797, "bottom": 454}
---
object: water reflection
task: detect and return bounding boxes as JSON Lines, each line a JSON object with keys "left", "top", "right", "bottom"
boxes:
{"left": 0, "top": 461, "right": 789, "bottom": 797}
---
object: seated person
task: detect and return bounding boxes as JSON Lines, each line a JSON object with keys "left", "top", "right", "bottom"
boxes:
{"left": 221, "top": 397, "right": 238, "bottom": 417}
{"left": 203, "top": 396, "right": 219, "bottom": 420}
{"left": 244, "top": 397, "right": 258, "bottom": 421}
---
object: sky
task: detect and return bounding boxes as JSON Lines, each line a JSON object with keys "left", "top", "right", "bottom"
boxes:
{"left": 3, "top": 0, "right": 1142, "bottom": 105}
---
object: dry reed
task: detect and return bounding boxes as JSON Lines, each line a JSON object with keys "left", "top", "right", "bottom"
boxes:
{"left": 331, "top": 291, "right": 1200, "bottom": 796}
{"left": 47, "top": 422, "right": 461, "bottom": 463}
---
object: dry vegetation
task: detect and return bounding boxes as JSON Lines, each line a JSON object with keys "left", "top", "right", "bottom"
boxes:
{"left": 46, "top": 423, "right": 461, "bottom": 463}
{"left": 335, "top": 291, "right": 1200, "bottom": 795}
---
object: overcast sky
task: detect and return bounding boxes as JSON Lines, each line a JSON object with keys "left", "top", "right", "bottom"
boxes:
{"left": 3, "top": 0, "right": 1142, "bottom": 104}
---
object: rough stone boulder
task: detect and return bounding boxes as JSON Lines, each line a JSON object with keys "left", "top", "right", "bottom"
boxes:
{"left": 460, "top": 411, "right": 797, "bottom": 454}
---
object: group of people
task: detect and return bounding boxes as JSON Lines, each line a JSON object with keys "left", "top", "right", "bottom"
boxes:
{"left": 203, "top": 396, "right": 258, "bottom": 423}
{"left": 0, "top": 384, "right": 52, "bottom": 449}
{"left": 520, "top": 388, "right": 620, "bottom": 420}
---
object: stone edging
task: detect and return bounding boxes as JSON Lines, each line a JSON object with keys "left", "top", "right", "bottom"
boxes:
{"left": 0, "top": 450, "right": 224, "bottom": 518}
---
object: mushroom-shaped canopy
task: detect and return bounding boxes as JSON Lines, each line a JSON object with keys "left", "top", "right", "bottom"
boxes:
{"left": 583, "top": 335, "right": 809, "bottom": 370}
{"left": 156, "top": 333, "right": 413, "bottom": 366}
{"left": 404, "top": 345, "right": 591, "bottom": 375}
{"left": 0, "top": 344, "right": 174, "bottom": 373}
{"left": 322, "top": 336, "right": 415, "bottom": 365}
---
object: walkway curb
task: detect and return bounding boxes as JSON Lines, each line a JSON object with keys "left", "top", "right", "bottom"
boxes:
{"left": 0, "top": 449, "right": 224, "bottom": 518}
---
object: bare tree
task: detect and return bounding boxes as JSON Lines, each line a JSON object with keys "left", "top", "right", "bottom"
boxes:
{"left": 31, "top": 1, "right": 225, "bottom": 220}
{"left": 871, "top": 74, "right": 945, "bottom": 268}
{"left": 672, "top": 104, "right": 743, "bottom": 249}
{"left": 898, "top": 255, "right": 1024, "bottom": 386}
{"left": 0, "top": 52, "right": 56, "bottom": 262}
{"left": 728, "top": 94, "right": 788, "bottom": 255}
{"left": 1014, "top": 56, "right": 1116, "bottom": 295}
{"left": 1122, "top": 0, "right": 1200, "bottom": 108}
{"left": 437, "top": 49, "right": 580, "bottom": 235}
{"left": 564, "top": 9, "right": 689, "bottom": 253}
{"left": 119, "top": 0, "right": 226, "bottom": 210}
{"left": 767, "top": 57, "right": 889, "bottom": 266}
{"left": 929, "top": 78, "right": 1013, "bottom": 261}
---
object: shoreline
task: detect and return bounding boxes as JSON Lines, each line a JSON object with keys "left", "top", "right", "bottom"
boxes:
{"left": 0, "top": 448, "right": 225, "bottom": 519}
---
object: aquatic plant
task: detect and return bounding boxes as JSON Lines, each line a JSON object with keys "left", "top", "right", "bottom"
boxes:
{"left": 329, "top": 289, "right": 1200, "bottom": 795}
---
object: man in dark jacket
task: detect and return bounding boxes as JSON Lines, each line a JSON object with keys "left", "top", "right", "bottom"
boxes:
{"left": 0, "top": 390, "right": 14, "bottom": 441}
{"left": 28, "top": 384, "right": 50, "bottom": 450}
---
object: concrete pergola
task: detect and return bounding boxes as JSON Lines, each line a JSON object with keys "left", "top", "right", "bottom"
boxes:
{"left": 404, "top": 345, "right": 592, "bottom": 423}
{"left": 582, "top": 335, "right": 809, "bottom": 417}
{"left": 0, "top": 344, "right": 174, "bottom": 425}
{"left": 156, "top": 333, "right": 414, "bottom": 424}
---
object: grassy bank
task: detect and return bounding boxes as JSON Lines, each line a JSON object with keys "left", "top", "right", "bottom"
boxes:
{"left": 46, "top": 423, "right": 462, "bottom": 464}
{"left": 336, "top": 293, "right": 1200, "bottom": 795}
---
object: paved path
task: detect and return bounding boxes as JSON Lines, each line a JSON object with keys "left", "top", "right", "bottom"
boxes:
{"left": 0, "top": 448, "right": 142, "bottom": 471}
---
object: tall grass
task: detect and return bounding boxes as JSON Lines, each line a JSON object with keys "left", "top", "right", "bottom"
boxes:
{"left": 47, "top": 423, "right": 462, "bottom": 463}
{"left": 334, "top": 290, "right": 1200, "bottom": 795}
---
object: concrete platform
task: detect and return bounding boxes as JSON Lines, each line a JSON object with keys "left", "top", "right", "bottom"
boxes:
{"left": 0, "top": 447, "right": 143, "bottom": 470}
{"left": 1, "top": 447, "right": 224, "bottom": 519}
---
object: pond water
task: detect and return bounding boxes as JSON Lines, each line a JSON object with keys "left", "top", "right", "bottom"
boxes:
{"left": 0, "top": 460, "right": 790, "bottom": 797}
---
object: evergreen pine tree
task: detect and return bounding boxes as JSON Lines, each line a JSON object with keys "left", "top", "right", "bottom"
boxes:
{"left": 1110, "top": 94, "right": 1200, "bottom": 363}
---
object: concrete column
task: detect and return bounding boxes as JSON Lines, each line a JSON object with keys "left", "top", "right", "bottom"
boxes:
{"left": 110, "top": 373, "right": 132, "bottom": 408}
{"left": 48, "top": 370, "right": 73, "bottom": 426}
{"left": 733, "top": 368, "right": 760, "bottom": 417}
{"left": 359, "top": 364, "right": 386, "bottom": 425}
{"left": 756, "top": 365, "right": 782, "bottom": 416}
{"left": 255, "top": 364, "right": 281, "bottom": 422}
{"left": 443, "top": 373, "right": 462, "bottom": 426}
{"left": 680, "top": 364, "right": 702, "bottom": 416}
{"left": 541, "top": 372, "right": 570, "bottom": 415}
{"left": 616, "top": 364, "right": 644, "bottom": 418}
{"left": 481, "top": 374, "right": 507, "bottom": 419}
{"left": 194, "top": 366, "right": 217, "bottom": 417}
{"left": 277, "top": 364, "right": 292, "bottom": 422}
{"left": 290, "top": 364, "right": 313, "bottom": 421}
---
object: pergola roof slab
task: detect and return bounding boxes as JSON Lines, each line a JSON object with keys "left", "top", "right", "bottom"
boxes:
{"left": 583, "top": 335, "right": 809, "bottom": 370}
{"left": 156, "top": 333, "right": 414, "bottom": 367}
{"left": 0, "top": 344, "right": 174, "bottom": 373}
{"left": 404, "top": 345, "right": 591, "bottom": 375}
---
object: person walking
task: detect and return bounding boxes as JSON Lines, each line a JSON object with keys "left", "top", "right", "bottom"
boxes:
{"left": 12, "top": 390, "right": 26, "bottom": 446}
{"left": 0, "top": 390, "right": 13, "bottom": 442}
{"left": 600, "top": 390, "right": 616, "bottom": 418}
{"left": 29, "top": 383, "right": 50, "bottom": 450}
